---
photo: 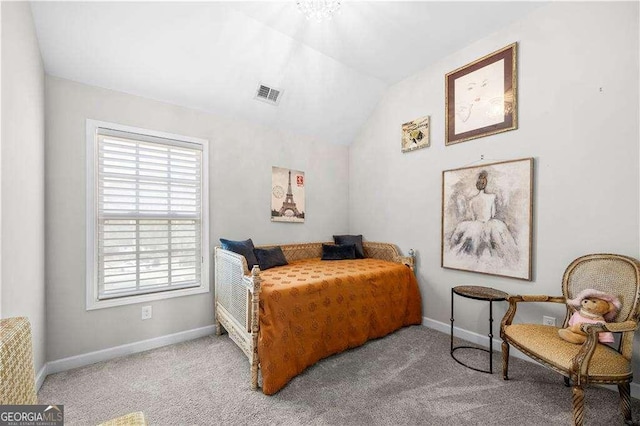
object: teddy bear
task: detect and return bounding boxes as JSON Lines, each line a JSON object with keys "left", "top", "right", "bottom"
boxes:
{"left": 557, "top": 289, "right": 621, "bottom": 345}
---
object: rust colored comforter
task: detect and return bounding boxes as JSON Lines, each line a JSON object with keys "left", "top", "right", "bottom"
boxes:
{"left": 258, "top": 258, "right": 422, "bottom": 395}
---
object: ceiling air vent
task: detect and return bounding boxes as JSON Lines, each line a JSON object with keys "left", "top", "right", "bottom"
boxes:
{"left": 255, "top": 83, "right": 283, "bottom": 105}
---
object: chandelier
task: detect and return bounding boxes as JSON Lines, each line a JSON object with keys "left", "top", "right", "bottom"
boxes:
{"left": 296, "top": 0, "right": 342, "bottom": 23}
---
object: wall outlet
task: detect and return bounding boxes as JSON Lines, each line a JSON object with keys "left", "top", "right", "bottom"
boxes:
{"left": 141, "top": 305, "right": 152, "bottom": 320}
{"left": 543, "top": 315, "right": 556, "bottom": 327}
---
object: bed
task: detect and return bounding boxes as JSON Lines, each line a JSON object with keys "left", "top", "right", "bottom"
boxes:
{"left": 214, "top": 241, "right": 422, "bottom": 394}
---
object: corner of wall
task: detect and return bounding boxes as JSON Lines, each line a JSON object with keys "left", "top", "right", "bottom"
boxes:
{"left": 0, "top": 0, "right": 4, "bottom": 321}
{"left": 1, "top": 0, "right": 47, "bottom": 375}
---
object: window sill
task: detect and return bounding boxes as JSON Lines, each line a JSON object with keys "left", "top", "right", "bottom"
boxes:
{"left": 86, "top": 284, "right": 210, "bottom": 310}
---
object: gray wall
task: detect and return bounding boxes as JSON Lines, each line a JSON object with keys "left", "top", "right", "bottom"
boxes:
{"left": 45, "top": 76, "right": 349, "bottom": 361}
{"left": 0, "top": 0, "right": 3, "bottom": 321}
{"left": 1, "top": 2, "right": 46, "bottom": 373}
{"left": 349, "top": 1, "right": 639, "bottom": 371}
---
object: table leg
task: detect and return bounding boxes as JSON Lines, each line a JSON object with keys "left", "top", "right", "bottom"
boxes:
{"left": 450, "top": 289, "right": 454, "bottom": 353}
{"left": 489, "top": 300, "right": 494, "bottom": 374}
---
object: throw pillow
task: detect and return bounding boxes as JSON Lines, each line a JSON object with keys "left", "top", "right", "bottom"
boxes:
{"left": 321, "top": 243, "right": 356, "bottom": 261}
{"left": 220, "top": 238, "right": 258, "bottom": 270}
{"left": 333, "top": 235, "right": 365, "bottom": 259}
{"left": 253, "top": 247, "right": 289, "bottom": 271}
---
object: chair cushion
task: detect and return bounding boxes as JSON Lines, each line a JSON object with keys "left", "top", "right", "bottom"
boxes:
{"left": 503, "top": 324, "right": 631, "bottom": 379}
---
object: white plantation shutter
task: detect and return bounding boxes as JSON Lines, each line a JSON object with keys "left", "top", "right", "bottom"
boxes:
{"left": 95, "top": 128, "right": 204, "bottom": 300}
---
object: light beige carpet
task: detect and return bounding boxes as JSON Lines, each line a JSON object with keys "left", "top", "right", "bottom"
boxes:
{"left": 38, "top": 326, "right": 640, "bottom": 425}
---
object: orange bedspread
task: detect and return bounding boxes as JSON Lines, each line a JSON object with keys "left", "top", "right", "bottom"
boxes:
{"left": 258, "top": 258, "right": 422, "bottom": 395}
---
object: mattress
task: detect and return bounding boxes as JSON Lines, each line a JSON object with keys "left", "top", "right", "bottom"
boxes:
{"left": 257, "top": 257, "right": 422, "bottom": 394}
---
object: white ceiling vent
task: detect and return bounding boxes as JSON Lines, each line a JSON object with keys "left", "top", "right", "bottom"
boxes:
{"left": 255, "top": 83, "right": 283, "bottom": 105}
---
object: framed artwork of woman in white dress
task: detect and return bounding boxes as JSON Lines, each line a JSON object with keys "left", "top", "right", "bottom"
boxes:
{"left": 441, "top": 158, "right": 533, "bottom": 280}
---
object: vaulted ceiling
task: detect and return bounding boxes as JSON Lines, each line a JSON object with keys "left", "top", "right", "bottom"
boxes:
{"left": 30, "top": 1, "right": 544, "bottom": 145}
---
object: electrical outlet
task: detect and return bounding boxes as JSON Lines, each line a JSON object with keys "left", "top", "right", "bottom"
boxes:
{"left": 141, "top": 305, "right": 152, "bottom": 320}
{"left": 543, "top": 315, "right": 556, "bottom": 327}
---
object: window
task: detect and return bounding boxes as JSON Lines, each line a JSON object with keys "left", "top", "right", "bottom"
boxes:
{"left": 86, "top": 120, "right": 209, "bottom": 310}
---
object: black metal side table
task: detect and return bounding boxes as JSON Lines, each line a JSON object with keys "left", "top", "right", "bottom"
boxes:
{"left": 450, "top": 285, "right": 508, "bottom": 374}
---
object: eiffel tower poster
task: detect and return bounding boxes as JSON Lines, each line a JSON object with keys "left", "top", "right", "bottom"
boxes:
{"left": 271, "top": 166, "right": 305, "bottom": 223}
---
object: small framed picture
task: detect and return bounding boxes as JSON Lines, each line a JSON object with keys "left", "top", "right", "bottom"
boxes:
{"left": 271, "top": 166, "right": 305, "bottom": 223}
{"left": 445, "top": 43, "right": 517, "bottom": 146}
{"left": 401, "top": 116, "right": 430, "bottom": 153}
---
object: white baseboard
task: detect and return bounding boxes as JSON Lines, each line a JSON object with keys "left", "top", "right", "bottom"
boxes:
{"left": 423, "top": 316, "right": 520, "bottom": 358}
{"left": 35, "top": 364, "right": 48, "bottom": 392}
{"left": 422, "top": 316, "right": 640, "bottom": 400}
{"left": 44, "top": 324, "right": 217, "bottom": 380}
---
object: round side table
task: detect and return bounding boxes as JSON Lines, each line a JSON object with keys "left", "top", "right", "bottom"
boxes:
{"left": 450, "top": 285, "right": 509, "bottom": 374}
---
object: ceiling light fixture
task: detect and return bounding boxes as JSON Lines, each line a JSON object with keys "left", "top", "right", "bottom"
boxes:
{"left": 296, "top": 0, "right": 341, "bottom": 23}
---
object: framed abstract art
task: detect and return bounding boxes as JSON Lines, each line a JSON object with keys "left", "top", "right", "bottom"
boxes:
{"left": 445, "top": 43, "right": 518, "bottom": 146}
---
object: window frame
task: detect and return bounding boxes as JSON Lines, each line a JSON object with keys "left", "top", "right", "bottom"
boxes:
{"left": 86, "top": 119, "right": 210, "bottom": 310}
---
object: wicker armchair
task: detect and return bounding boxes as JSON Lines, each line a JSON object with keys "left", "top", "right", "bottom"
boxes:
{"left": 500, "top": 254, "right": 640, "bottom": 425}
{"left": 0, "top": 317, "right": 147, "bottom": 426}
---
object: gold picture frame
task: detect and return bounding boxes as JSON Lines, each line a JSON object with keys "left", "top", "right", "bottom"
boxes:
{"left": 401, "top": 116, "right": 430, "bottom": 153}
{"left": 441, "top": 157, "right": 533, "bottom": 280}
{"left": 445, "top": 43, "right": 517, "bottom": 146}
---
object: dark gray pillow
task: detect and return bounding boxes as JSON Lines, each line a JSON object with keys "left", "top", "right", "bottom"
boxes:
{"left": 220, "top": 238, "right": 258, "bottom": 270}
{"left": 322, "top": 244, "right": 356, "bottom": 261}
{"left": 253, "top": 247, "right": 288, "bottom": 271}
{"left": 333, "top": 235, "right": 364, "bottom": 259}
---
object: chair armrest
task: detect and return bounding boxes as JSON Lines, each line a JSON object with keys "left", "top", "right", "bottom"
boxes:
{"left": 509, "top": 294, "right": 566, "bottom": 303}
{"left": 572, "top": 330, "right": 600, "bottom": 383}
{"left": 571, "top": 320, "right": 638, "bottom": 384}
{"left": 501, "top": 295, "right": 566, "bottom": 328}
{"left": 580, "top": 320, "right": 638, "bottom": 334}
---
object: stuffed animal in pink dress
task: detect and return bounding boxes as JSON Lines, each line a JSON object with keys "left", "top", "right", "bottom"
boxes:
{"left": 558, "top": 289, "right": 621, "bottom": 344}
